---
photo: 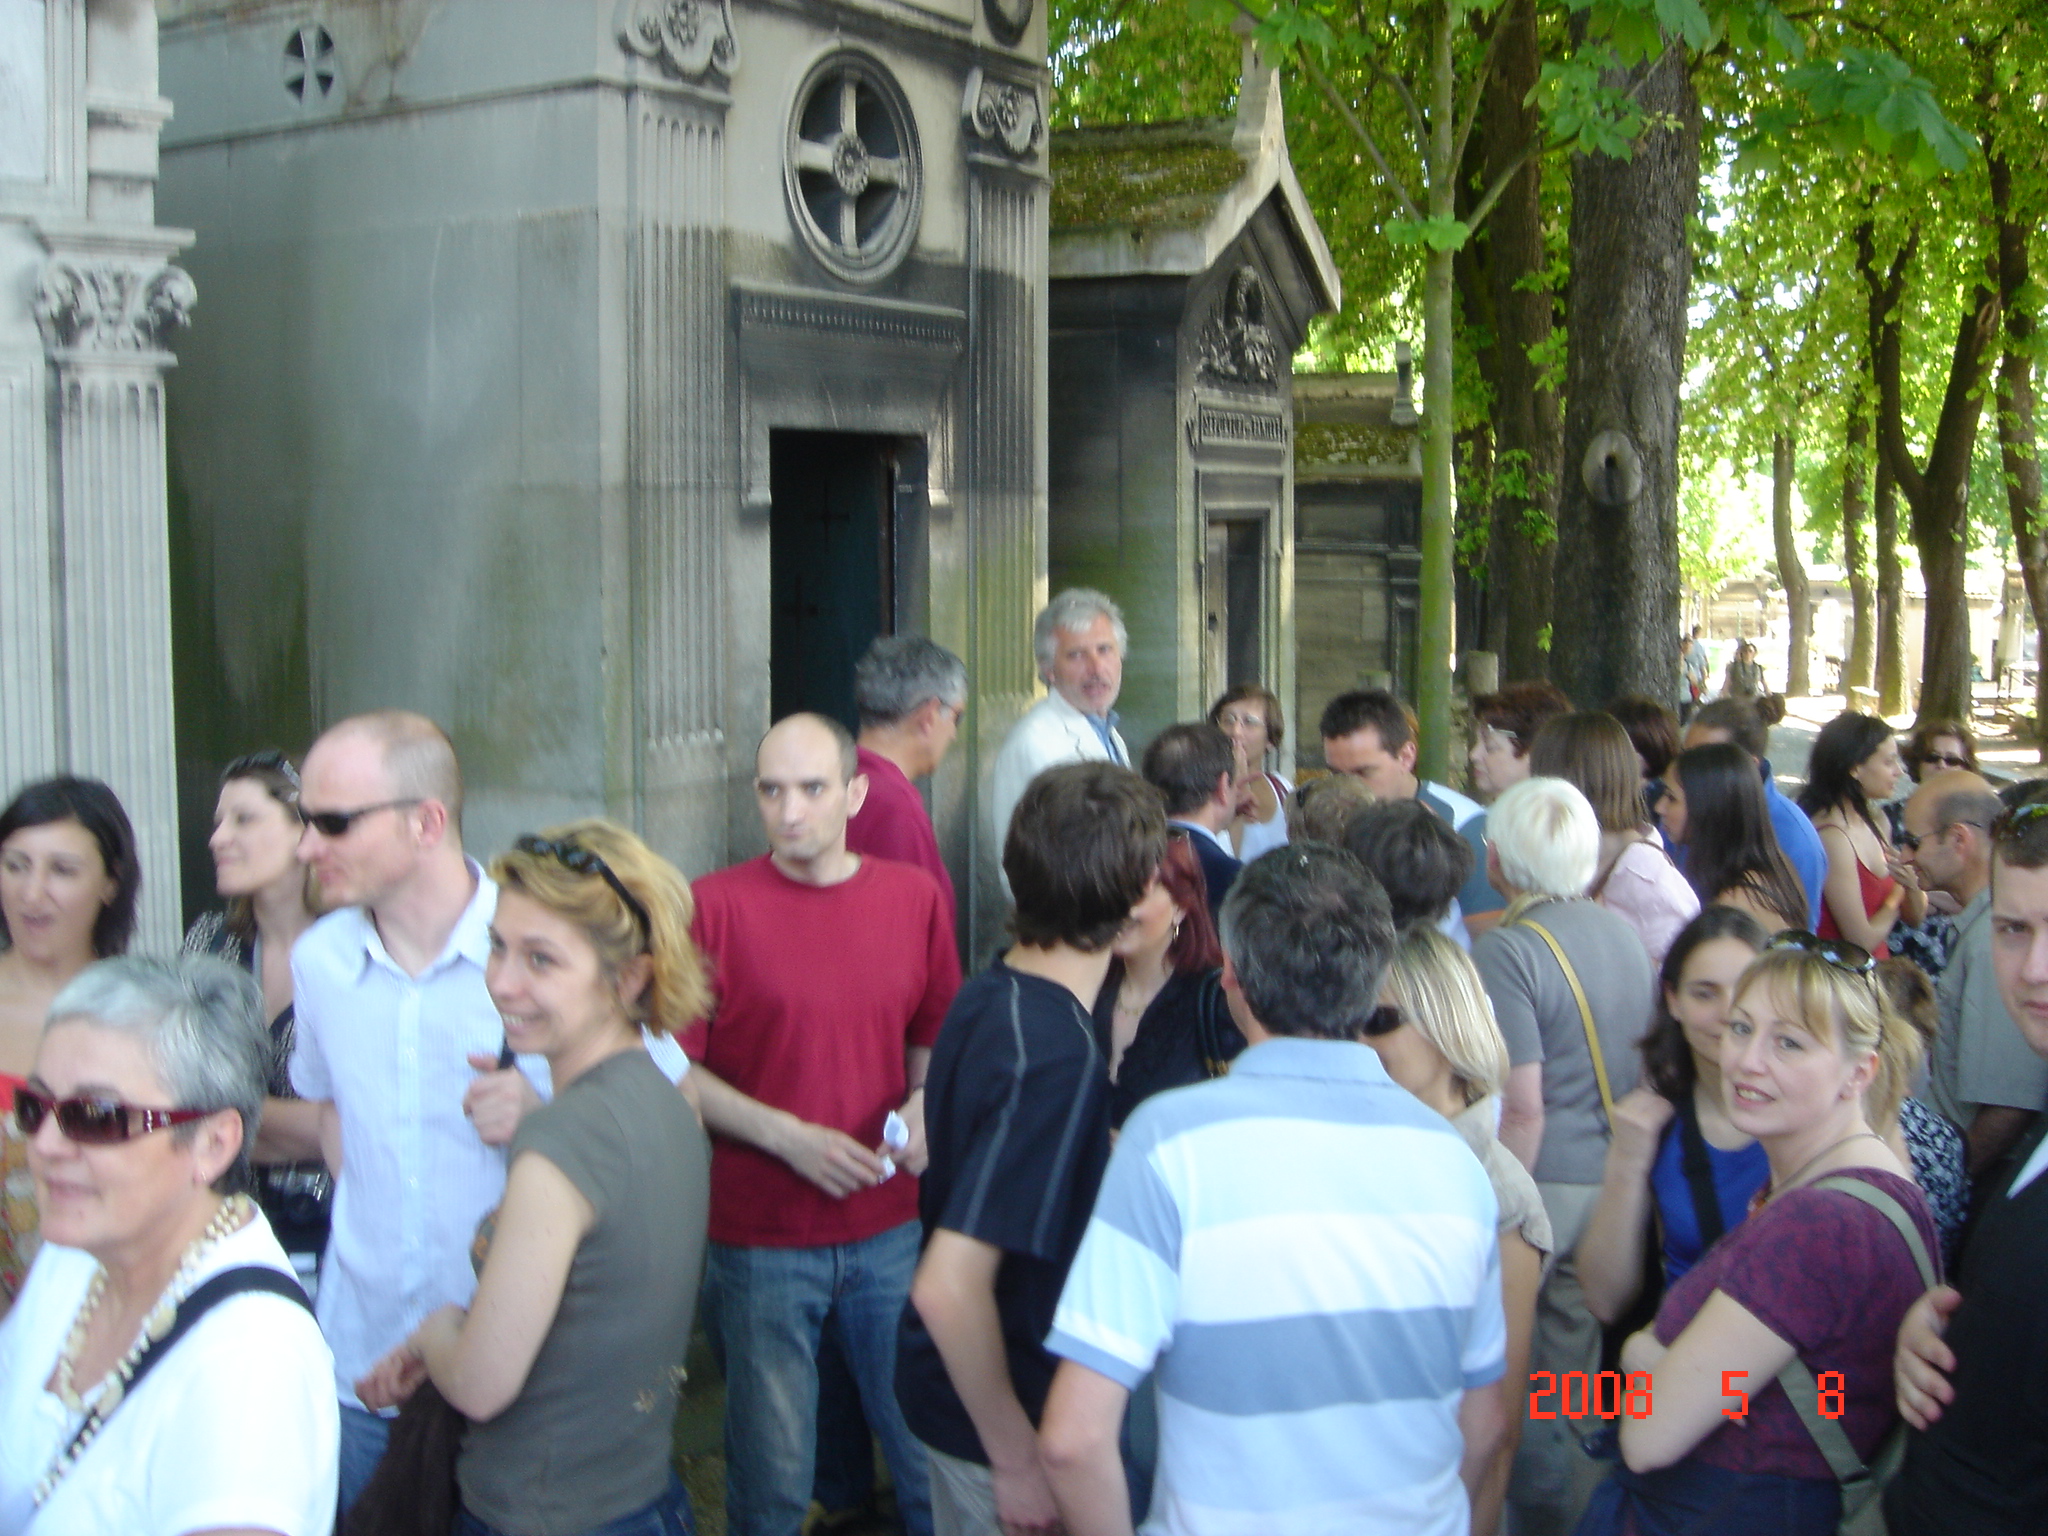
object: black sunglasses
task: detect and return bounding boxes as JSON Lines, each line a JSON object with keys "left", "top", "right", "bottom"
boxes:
{"left": 15, "top": 1086, "right": 215, "bottom": 1146}
{"left": 1995, "top": 800, "right": 2048, "bottom": 840}
{"left": 514, "top": 836, "right": 652, "bottom": 939}
{"left": 1899, "top": 819, "right": 1986, "bottom": 854}
{"left": 1765, "top": 930, "right": 1876, "bottom": 977}
{"left": 1359, "top": 1003, "right": 1404, "bottom": 1038}
{"left": 298, "top": 798, "right": 421, "bottom": 838}
{"left": 1921, "top": 752, "right": 1972, "bottom": 772}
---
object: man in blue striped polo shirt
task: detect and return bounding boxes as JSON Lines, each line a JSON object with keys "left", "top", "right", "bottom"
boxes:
{"left": 1039, "top": 844, "right": 1509, "bottom": 1535}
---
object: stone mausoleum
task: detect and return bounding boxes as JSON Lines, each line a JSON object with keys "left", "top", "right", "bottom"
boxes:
{"left": 1046, "top": 52, "right": 1338, "bottom": 767}
{"left": 154, "top": 0, "right": 1049, "bottom": 949}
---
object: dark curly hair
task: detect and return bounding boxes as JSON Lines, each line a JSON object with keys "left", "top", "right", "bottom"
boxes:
{"left": 0, "top": 776, "right": 141, "bottom": 958}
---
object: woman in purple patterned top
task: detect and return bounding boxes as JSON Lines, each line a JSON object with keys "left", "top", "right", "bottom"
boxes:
{"left": 1577, "top": 935, "right": 1938, "bottom": 1536}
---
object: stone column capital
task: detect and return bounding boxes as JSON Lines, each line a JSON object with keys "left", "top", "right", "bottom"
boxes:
{"left": 33, "top": 255, "right": 195, "bottom": 360}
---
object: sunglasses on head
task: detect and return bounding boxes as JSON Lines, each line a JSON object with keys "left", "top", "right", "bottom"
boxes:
{"left": 14, "top": 1086, "right": 215, "bottom": 1146}
{"left": 297, "top": 798, "right": 421, "bottom": 838}
{"left": 1995, "top": 800, "right": 2048, "bottom": 840}
{"left": 1765, "top": 930, "right": 1876, "bottom": 977}
{"left": 513, "top": 836, "right": 653, "bottom": 939}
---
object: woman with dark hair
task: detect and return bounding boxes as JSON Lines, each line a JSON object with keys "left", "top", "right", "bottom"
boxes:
{"left": 1578, "top": 907, "right": 1772, "bottom": 1326}
{"left": 1606, "top": 696, "right": 1681, "bottom": 826}
{"left": 0, "top": 776, "right": 141, "bottom": 1309}
{"left": 182, "top": 751, "right": 332, "bottom": 1285}
{"left": 1532, "top": 713, "right": 1699, "bottom": 967}
{"left": 1660, "top": 744, "right": 1807, "bottom": 934}
{"left": 1469, "top": 680, "right": 1574, "bottom": 802}
{"left": 1797, "top": 712, "right": 1923, "bottom": 956}
{"left": 1721, "top": 639, "right": 1765, "bottom": 699}
{"left": 1900, "top": 718, "right": 1979, "bottom": 780}
{"left": 1090, "top": 835, "right": 1237, "bottom": 1127}
{"left": 1209, "top": 685, "right": 1291, "bottom": 862}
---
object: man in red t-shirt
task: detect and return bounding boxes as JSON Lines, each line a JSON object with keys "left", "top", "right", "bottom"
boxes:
{"left": 685, "top": 712, "right": 960, "bottom": 1536}
{"left": 847, "top": 635, "right": 966, "bottom": 929}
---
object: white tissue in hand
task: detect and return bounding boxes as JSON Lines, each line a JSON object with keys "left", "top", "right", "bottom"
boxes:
{"left": 878, "top": 1110, "right": 911, "bottom": 1181}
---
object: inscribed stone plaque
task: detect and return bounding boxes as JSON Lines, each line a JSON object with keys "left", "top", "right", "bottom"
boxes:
{"left": 0, "top": 0, "right": 46, "bottom": 183}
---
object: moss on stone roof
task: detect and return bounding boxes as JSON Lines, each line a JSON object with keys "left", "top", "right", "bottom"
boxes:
{"left": 1295, "top": 421, "right": 1416, "bottom": 465}
{"left": 1049, "top": 122, "right": 1248, "bottom": 232}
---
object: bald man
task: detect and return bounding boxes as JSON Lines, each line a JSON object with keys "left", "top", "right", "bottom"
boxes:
{"left": 684, "top": 713, "right": 960, "bottom": 1536}
{"left": 283, "top": 710, "right": 544, "bottom": 1511}
{"left": 1905, "top": 770, "right": 2047, "bottom": 1175}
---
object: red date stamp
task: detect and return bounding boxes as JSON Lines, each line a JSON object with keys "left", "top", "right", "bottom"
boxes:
{"left": 1528, "top": 1370, "right": 1848, "bottom": 1421}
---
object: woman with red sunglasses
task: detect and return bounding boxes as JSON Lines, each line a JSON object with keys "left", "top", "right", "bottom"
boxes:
{"left": 0, "top": 954, "right": 338, "bottom": 1533}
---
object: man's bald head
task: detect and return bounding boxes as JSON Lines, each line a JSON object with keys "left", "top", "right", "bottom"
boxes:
{"left": 757, "top": 712, "right": 858, "bottom": 783}
{"left": 319, "top": 711, "right": 465, "bottom": 830}
{"left": 1902, "top": 768, "right": 2000, "bottom": 903}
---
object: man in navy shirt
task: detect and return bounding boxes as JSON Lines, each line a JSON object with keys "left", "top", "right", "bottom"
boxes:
{"left": 896, "top": 762, "right": 1166, "bottom": 1536}
{"left": 1140, "top": 722, "right": 1242, "bottom": 916}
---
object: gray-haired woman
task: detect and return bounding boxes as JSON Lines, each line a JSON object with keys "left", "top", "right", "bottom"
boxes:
{"left": 0, "top": 955, "right": 338, "bottom": 1534}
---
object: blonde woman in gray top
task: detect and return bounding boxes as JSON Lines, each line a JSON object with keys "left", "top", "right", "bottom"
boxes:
{"left": 358, "top": 820, "right": 711, "bottom": 1536}
{"left": 1369, "top": 924, "right": 1551, "bottom": 1536}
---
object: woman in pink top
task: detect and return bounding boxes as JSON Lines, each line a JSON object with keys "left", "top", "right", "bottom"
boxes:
{"left": 1532, "top": 713, "right": 1698, "bottom": 968}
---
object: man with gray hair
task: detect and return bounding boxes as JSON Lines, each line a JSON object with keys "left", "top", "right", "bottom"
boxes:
{"left": 988, "top": 589, "right": 1129, "bottom": 850}
{"left": 1905, "top": 769, "right": 2043, "bottom": 1175}
{"left": 849, "top": 634, "right": 969, "bottom": 927}
{"left": 1039, "top": 844, "right": 1507, "bottom": 1535}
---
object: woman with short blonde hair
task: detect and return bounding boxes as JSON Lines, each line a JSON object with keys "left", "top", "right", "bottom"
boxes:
{"left": 1370, "top": 926, "right": 1548, "bottom": 1536}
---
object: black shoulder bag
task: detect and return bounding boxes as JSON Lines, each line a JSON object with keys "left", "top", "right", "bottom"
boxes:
{"left": 40, "top": 1266, "right": 312, "bottom": 1504}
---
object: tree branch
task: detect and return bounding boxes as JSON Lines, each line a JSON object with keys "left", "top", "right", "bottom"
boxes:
{"left": 1299, "top": 50, "right": 1426, "bottom": 221}
{"left": 1451, "top": 7, "right": 1506, "bottom": 175}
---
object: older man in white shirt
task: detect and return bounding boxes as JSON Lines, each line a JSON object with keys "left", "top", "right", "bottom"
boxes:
{"left": 988, "top": 589, "right": 1131, "bottom": 851}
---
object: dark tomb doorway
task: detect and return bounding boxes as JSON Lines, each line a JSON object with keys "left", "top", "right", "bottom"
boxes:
{"left": 770, "top": 431, "right": 923, "bottom": 730}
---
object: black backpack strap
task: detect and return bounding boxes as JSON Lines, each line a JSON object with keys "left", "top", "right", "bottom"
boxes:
{"left": 1673, "top": 1094, "right": 1726, "bottom": 1250}
{"left": 50, "top": 1266, "right": 312, "bottom": 1482}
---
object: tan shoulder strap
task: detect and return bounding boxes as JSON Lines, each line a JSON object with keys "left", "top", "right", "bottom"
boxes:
{"left": 1775, "top": 1175, "right": 1937, "bottom": 1502}
{"left": 1521, "top": 918, "right": 1615, "bottom": 1125}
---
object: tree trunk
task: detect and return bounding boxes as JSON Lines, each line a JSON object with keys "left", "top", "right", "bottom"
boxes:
{"left": 1841, "top": 408, "right": 1875, "bottom": 693}
{"left": 1875, "top": 451, "right": 1907, "bottom": 716}
{"left": 1549, "top": 46, "right": 1695, "bottom": 708}
{"left": 1989, "top": 144, "right": 2046, "bottom": 752}
{"left": 1857, "top": 221, "right": 2000, "bottom": 724}
{"left": 1476, "top": 0, "right": 1558, "bottom": 681}
{"left": 1771, "top": 431, "right": 1810, "bottom": 696}
{"left": 1414, "top": 0, "right": 1457, "bottom": 782}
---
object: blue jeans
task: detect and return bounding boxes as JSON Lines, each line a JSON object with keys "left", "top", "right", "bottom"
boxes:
{"left": 701, "top": 1220, "right": 932, "bottom": 1536}
{"left": 457, "top": 1472, "right": 697, "bottom": 1536}
{"left": 336, "top": 1404, "right": 393, "bottom": 1518}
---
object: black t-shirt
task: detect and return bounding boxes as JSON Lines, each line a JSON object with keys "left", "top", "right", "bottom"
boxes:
{"left": 1089, "top": 962, "right": 1241, "bottom": 1128}
{"left": 894, "top": 960, "right": 1113, "bottom": 1464}
{"left": 1887, "top": 1118, "right": 2048, "bottom": 1534}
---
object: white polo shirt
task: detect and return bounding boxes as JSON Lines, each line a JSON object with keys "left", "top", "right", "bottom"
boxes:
{"left": 289, "top": 864, "right": 540, "bottom": 1410}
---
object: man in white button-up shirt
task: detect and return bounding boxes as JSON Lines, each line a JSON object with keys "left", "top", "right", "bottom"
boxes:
{"left": 280, "top": 711, "right": 540, "bottom": 1514}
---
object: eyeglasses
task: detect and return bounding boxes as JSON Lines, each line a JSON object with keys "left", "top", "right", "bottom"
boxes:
{"left": 298, "top": 799, "right": 421, "bottom": 838}
{"left": 1475, "top": 724, "right": 1518, "bottom": 748}
{"left": 1922, "top": 753, "right": 1972, "bottom": 772}
{"left": 1765, "top": 930, "right": 1876, "bottom": 977}
{"left": 1899, "top": 820, "right": 1986, "bottom": 854}
{"left": 14, "top": 1086, "right": 215, "bottom": 1145}
{"left": 1216, "top": 710, "right": 1268, "bottom": 731}
{"left": 513, "top": 836, "right": 652, "bottom": 940}
{"left": 1359, "top": 1003, "right": 1403, "bottom": 1038}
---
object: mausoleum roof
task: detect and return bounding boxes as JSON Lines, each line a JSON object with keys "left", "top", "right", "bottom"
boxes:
{"left": 1048, "top": 48, "right": 1341, "bottom": 311}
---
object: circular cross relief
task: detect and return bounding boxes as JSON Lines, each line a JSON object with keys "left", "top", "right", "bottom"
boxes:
{"left": 785, "top": 51, "right": 924, "bottom": 284}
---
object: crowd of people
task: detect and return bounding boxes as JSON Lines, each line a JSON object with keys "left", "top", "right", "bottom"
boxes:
{"left": 0, "top": 590, "right": 2044, "bottom": 1536}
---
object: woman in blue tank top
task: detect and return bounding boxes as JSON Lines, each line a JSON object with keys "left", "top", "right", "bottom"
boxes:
{"left": 1578, "top": 907, "right": 1773, "bottom": 1325}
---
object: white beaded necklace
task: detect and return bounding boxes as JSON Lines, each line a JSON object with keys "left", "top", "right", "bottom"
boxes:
{"left": 35, "top": 1193, "right": 254, "bottom": 1505}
